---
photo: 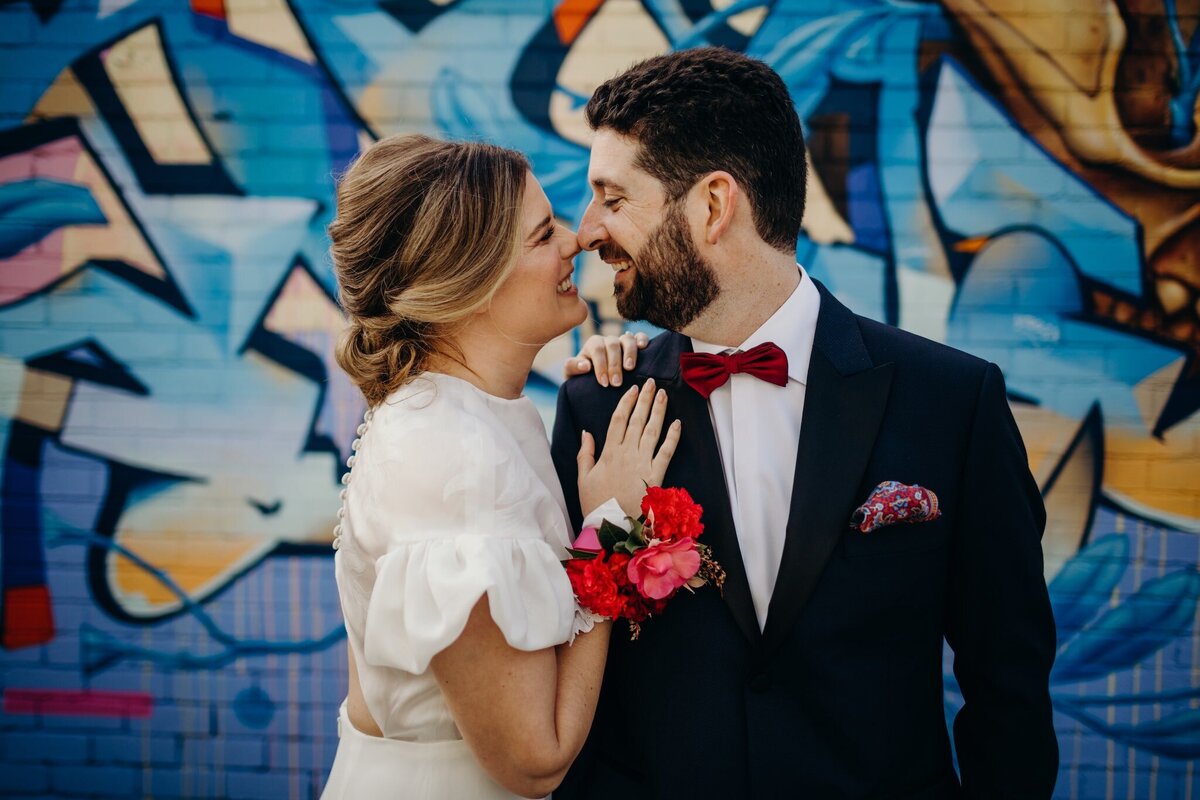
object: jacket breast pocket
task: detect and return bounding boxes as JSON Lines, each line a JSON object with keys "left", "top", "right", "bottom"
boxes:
{"left": 841, "top": 516, "right": 950, "bottom": 559}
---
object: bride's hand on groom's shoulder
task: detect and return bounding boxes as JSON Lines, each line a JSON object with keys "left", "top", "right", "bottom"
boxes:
{"left": 577, "top": 377, "right": 681, "bottom": 515}
{"left": 564, "top": 331, "right": 650, "bottom": 387}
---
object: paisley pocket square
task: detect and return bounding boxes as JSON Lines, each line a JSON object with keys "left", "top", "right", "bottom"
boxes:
{"left": 850, "top": 481, "right": 941, "bottom": 534}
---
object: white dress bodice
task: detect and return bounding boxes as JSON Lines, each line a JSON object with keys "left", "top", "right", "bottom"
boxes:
{"left": 323, "top": 372, "right": 578, "bottom": 798}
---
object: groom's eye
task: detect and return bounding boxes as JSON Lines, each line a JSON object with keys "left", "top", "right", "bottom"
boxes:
{"left": 603, "top": 197, "right": 622, "bottom": 210}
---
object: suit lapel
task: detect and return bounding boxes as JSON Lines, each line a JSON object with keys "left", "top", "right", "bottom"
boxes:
{"left": 762, "top": 282, "right": 893, "bottom": 654}
{"left": 641, "top": 333, "right": 761, "bottom": 646}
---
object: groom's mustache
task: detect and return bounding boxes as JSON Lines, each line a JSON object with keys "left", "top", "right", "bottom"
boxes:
{"left": 599, "top": 244, "right": 632, "bottom": 263}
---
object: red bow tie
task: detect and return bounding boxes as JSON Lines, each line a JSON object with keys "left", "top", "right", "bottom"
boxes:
{"left": 679, "top": 342, "right": 789, "bottom": 399}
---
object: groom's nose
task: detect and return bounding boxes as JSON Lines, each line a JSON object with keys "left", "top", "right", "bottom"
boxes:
{"left": 576, "top": 200, "right": 606, "bottom": 252}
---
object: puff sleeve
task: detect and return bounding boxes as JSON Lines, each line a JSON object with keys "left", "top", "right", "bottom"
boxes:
{"left": 337, "top": 404, "right": 576, "bottom": 675}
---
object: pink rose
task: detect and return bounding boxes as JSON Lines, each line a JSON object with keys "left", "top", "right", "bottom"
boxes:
{"left": 626, "top": 538, "right": 701, "bottom": 600}
{"left": 574, "top": 526, "right": 601, "bottom": 552}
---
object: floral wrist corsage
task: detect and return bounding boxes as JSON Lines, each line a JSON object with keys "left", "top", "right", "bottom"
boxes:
{"left": 566, "top": 487, "right": 724, "bottom": 640}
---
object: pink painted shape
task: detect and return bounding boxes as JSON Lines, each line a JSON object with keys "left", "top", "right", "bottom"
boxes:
{"left": 33, "top": 137, "right": 86, "bottom": 181}
{"left": 0, "top": 137, "right": 81, "bottom": 303}
{"left": 0, "top": 232, "right": 68, "bottom": 304}
{"left": 0, "top": 133, "right": 157, "bottom": 303}
{"left": 0, "top": 136, "right": 85, "bottom": 182}
{"left": 0, "top": 151, "right": 38, "bottom": 182}
{"left": 4, "top": 688, "right": 154, "bottom": 718}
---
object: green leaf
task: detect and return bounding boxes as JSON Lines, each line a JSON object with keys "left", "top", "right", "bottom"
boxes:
{"left": 614, "top": 540, "right": 637, "bottom": 555}
{"left": 566, "top": 548, "right": 599, "bottom": 560}
{"left": 598, "top": 520, "right": 624, "bottom": 552}
{"left": 627, "top": 518, "right": 647, "bottom": 546}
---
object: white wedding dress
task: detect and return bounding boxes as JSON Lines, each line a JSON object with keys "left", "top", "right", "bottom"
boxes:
{"left": 321, "top": 372, "right": 585, "bottom": 799}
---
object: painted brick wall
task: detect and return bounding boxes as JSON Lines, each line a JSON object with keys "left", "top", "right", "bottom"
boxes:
{"left": 0, "top": 1, "right": 1197, "bottom": 797}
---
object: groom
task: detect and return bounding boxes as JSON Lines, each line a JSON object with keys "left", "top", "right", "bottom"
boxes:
{"left": 550, "top": 47, "right": 1057, "bottom": 798}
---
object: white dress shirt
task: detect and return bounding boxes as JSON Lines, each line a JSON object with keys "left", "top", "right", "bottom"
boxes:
{"left": 690, "top": 267, "right": 821, "bottom": 630}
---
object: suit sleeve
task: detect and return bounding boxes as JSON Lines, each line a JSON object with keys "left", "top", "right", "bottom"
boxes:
{"left": 946, "top": 362, "right": 1058, "bottom": 797}
{"left": 551, "top": 381, "right": 586, "bottom": 534}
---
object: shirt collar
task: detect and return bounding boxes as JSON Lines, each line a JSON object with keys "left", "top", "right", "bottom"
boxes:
{"left": 690, "top": 265, "right": 821, "bottom": 385}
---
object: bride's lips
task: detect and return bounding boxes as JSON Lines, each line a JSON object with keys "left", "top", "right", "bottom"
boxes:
{"left": 556, "top": 269, "right": 578, "bottom": 296}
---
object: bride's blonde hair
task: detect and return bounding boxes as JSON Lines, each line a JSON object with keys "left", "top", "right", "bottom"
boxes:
{"left": 329, "top": 134, "right": 530, "bottom": 406}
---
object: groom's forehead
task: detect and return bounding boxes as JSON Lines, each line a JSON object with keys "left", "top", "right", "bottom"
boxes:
{"left": 587, "top": 130, "right": 654, "bottom": 190}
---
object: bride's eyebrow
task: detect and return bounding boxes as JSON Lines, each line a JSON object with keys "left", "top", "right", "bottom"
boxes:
{"left": 526, "top": 214, "right": 554, "bottom": 241}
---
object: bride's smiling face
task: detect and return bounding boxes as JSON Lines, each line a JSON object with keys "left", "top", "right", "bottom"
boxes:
{"left": 485, "top": 172, "right": 588, "bottom": 345}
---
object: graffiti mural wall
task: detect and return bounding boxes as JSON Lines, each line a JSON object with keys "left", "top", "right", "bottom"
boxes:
{"left": 0, "top": 0, "right": 1196, "bottom": 796}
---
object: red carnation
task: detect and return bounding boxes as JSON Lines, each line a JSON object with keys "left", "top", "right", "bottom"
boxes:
{"left": 605, "top": 553, "right": 634, "bottom": 603}
{"left": 624, "top": 591, "right": 669, "bottom": 624}
{"left": 640, "top": 486, "right": 704, "bottom": 542}
{"left": 567, "top": 553, "right": 627, "bottom": 619}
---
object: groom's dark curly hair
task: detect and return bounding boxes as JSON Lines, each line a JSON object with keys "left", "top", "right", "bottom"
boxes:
{"left": 585, "top": 46, "right": 807, "bottom": 254}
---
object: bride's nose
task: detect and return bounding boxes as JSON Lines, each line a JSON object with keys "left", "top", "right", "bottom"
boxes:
{"left": 558, "top": 224, "right": 582, "bottom": 259}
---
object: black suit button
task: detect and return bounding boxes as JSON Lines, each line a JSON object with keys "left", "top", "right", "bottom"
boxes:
{"left": 748, "top": 673, "right": 771, "bottom": 693}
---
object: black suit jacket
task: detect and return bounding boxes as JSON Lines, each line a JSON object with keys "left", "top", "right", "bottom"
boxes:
{"left": 550, "top": 282, "right": 1057, "bottom": 799}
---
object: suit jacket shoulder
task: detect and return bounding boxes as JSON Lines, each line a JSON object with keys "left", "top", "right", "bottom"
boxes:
{"left": 561, "top": 331, "right": 684, "bottom": 405}
{"left": 854, "top": 314, "right": 990, "bottom": 393}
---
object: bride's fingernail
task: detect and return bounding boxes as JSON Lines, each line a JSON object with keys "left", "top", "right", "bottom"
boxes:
{"left": 625, "top": 358, "right": 634, "bottom": 369}
{"left": 578, "top": 360, "right": 589, "bottom": 369}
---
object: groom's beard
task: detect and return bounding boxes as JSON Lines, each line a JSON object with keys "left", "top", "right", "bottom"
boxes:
{"left": 609, "top": 203, "right": 720, "bottom": 331}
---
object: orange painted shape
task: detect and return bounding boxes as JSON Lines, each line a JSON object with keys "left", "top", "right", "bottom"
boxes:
{"left": 111, "top": 534, "right": 263, "bottom": 611}
{"left": 263, "top": 264, "right": 342, "bottom": 335}
{"left": 3, "top": 585, "right": 55, "bottom": 650}
{"left": 554, "top": 0, "right": 605, "bottom": 45}
{"left": 191, "top": 0, "right": 226, "bottom": 20}
{"left": 953, "top": 236, "right": 990, "bottom": 254}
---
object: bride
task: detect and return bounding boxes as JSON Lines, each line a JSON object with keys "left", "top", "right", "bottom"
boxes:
{"left": 321, "top": 133, "right": 679, "bottom": 799}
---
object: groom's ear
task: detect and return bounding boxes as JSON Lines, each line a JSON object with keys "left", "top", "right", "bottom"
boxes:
{"left": 698, "top": 171, "right": 738, "bottom": 245}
